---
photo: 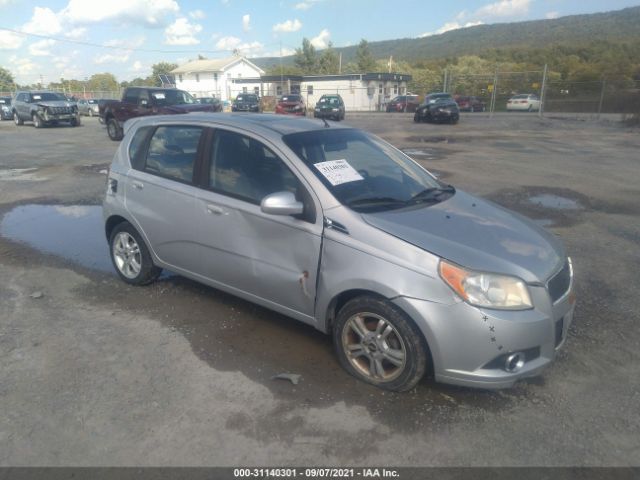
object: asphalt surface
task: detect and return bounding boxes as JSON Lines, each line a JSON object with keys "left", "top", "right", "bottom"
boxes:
{"left": 0, "top": 112, "right": 639, "bottom": 466}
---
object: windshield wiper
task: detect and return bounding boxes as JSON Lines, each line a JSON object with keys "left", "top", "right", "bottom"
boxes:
{"left": 347, "top": 197, "right": 407, "bottom": 209}
{"left": 408, "top": 185, "right": 455, "bottom": 205}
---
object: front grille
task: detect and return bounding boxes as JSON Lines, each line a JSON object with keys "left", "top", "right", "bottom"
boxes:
{"left": 555, "top": 317, "right": 564, "bottom": 347}
{"left": 51, "top": 106, "right": 73, "bottom": 114}
{"left": 548, "top": 260, "right": 571, "bottom": 303}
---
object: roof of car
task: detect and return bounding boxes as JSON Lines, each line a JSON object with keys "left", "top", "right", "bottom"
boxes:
{"left": 131, "top": 112, "right": 352, "bottom": 136}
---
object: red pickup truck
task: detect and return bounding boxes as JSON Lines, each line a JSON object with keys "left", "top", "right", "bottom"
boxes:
{"left": 100, "top": 87, "right": 220, "bottom": 141}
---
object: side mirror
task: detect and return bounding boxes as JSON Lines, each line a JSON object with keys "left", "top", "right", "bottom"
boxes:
{"left": 260, "top": 191, "right": 303, "bottom": 216}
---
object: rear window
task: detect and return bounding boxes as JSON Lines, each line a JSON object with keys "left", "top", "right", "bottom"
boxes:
{"left": 281, "top": 95, "right": 301, "bottom": 102}
{"left": 236, "top": 95, "right": 258, "bottom": 102}
{"left": 512, "top": 94, "right": 528, "bottom": 99}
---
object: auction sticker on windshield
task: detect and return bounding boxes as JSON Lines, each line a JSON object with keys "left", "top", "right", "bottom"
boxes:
{"left": 314, "top": 159, "right": 364, "bottom": 186}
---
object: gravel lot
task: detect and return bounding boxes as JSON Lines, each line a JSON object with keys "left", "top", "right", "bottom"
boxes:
{"left": 0, "top": 113, "right": 639, "bottom": 467}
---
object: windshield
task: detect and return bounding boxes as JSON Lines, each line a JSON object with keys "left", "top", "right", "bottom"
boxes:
{"left": 150, "top": 89, "right": 195, "bottom": 106}
{"left": 283, "top": 129, "right": 448, "bottom": 212}
{"left": 281, "top": 95, "right": 301, "bottom": 102}
{"left": 32, "top": 92, "right": 67, "bottom": 102}
{"left": 425, "top": 94, "right": 452, "bottom": 103}
{"left": 236, "top": 95, "right": 258, "bottom": 102}
{"left": 319, "top": 96, "right": 339, "bottom": 105}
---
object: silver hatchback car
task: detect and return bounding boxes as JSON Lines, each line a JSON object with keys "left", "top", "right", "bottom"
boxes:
{"left": 103, "top": 113, "right": 575, "bottom": 391}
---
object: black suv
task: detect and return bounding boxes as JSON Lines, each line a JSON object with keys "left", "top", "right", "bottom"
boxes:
{"left": 313, "top": 94, "right": 345, "bottom": 121}
{"left": 413, "top": 93, "right": 459, "bottom": 124}
{"left": 232, "top": 94, "right": 261, "bottom": 112}
{"left": 12, "top": 91, "right": 80, "bottom": 128}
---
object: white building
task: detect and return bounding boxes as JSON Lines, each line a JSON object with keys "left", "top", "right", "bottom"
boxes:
{"left": 231, "top": 73, "right": 412, "bottom": 111}
{"left": 172, "top": 56, "right": 265, "bottom": 101}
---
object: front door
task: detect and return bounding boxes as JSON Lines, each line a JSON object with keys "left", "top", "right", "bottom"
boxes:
{"left": 193, "top": 128, "right": 323, "bottom": 320}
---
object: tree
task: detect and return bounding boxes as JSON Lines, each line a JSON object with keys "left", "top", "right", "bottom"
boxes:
{"left": 294, "top": 38, "right": 318, "bottom": 74}
{"left": 318, "top": 42, "right": 339, "bottom": 74}
{"left": 0, "top": 66, "right": 15, "bottom": 92}
{"left": 87, "top": 73, "right": 119, "bottom": 92}
{"left": 149, "top": 62, "right": 179, "bottom": 87}
{"left": 355, "top": 39, "right": 377, "bottom": 73}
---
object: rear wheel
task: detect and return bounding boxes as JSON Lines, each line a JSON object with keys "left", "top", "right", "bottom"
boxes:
{"left": 13, "top": 112, "right": 23, "bottom": 126}
{"left": 333, "top": 295, "right": 428, "bottom": 391}
{"left": 109, "top": 222, "right": 161, "bottom": 285}
{"left": 88, "top": 109, "right": 94, "bottom": 117}
{"left": 107, "top": 117, "right": 123, "bottom": 141}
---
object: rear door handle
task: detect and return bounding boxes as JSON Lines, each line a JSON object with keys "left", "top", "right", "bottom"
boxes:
{"left": 206, "top": 204, "right": 227, "bottom": 215}
{"left": 131, "top": 181, "right": 144, "bottom": 190}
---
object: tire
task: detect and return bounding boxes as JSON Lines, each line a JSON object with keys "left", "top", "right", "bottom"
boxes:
{"left": 413, "top": 112, "right": 421, "bottom": 123}
{"left": 109, "top": 222, "right": 161, "bottom": 286}
{"left": 527, "top": 105, "right": 533, "bottom": 112}
{"left": 32, "top": 112, "right": 43, "bottom": 128}
{"left": 13, "top": 111, "right": 23, "bottom": 126}
{"left": 70, "top": 116, "right": 80, "bottom": 127}
{"left": 333, "top": 295, "right": 428, "bottom": 392}
{"left": 107, "top": 117, "right": 123, "bottom": 141}
{"left": 88, "top": 109, "right": 94, "bottom": 117}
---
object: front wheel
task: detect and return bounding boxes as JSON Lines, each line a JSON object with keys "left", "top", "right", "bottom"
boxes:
{"left": 88, "top": 109, "right": 94, "bottom": 117}
{"left": 413, "top": 112, "right": 421, "bottom": 123}
{"left": 107, "top": 118, "right": 123, "bottom": 141}
{"left": 70, "top": 116, "right": 80, "bottom": 127}
{"left": 109, "top": 222, "right": 161, "bottom": 285}
{"left": 333, "top": 296, "right": 428, "bottom": 391}
{"left": 32, "top": 112, "right": 43, "bottom": 128}
{"left": 13, "top": 112, "right": 23, "bottom": 126}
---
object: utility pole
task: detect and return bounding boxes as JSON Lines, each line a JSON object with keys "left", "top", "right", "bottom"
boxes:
{"left": 489, "top": 67, "right": 498, "bottom": 119}
{"left": 338, "top": 52, "right": 342, "bottom": 74}
{"left": 538, "top": 63, "right": 548, "bottom": 118}
{"left": 597, "top": 77, "right": 606, "bottom": 119}
{"left": 279, "top": 40, "right": 283, "bottom": 97}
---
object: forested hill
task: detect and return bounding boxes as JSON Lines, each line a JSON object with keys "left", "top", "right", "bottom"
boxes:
{"left": 254, "top": 6, "right": 640, "bottom": 67}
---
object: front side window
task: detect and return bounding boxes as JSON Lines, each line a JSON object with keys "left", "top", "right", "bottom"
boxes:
{"left": 283, "top": 129, "right": 447, "bottom": 213}
{"left": 144, "top": 125, "right": 203, "bottom": 183}
{"left": 209, "top": 130, "right": 299, "bottom": 204}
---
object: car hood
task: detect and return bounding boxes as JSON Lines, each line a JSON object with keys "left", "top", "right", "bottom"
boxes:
{"left": 361, "top": 190, "right": 564, "bottom": 282}
{"left": 35, "top": 101, "right": 75, "bottom": 108}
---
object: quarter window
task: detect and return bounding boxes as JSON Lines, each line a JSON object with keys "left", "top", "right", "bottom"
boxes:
{"left": 144, "top": 126, "right": 203, "bottom": 183}
{"left": 209, "top": 130, "right": 299, "bottom": 204}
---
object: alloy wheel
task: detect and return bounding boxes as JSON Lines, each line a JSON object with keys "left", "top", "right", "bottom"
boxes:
{"left": 112, "top": 232, "right": 142, "bottom": 279}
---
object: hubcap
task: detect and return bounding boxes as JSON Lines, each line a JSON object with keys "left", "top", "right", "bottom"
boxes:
{"left": 112, "top": 232, "right": 142, "bottom": 279}
{"left": 342, "top": 312, "right": 407, "bottom": 382}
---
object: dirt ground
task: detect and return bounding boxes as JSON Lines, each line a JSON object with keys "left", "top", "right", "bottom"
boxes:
{"left": 0, "top": 112, "right": 639, "bottom": 467}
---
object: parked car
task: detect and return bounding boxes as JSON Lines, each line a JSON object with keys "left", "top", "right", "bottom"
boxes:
{"left": 0, "top": 96, "right": 12, "bottom": 120}
{"left": 455, "top": 95, "right": 486, "bottom": 112}
{"left": 103, "top": 113, "right": 575, "bottom": 392}
{"left": 414, "top": 93, "right": 460, "bottom": 124}
{"left": 386, "top": 95, "right": 420, "bottom": 113}
{"left": 196, "top": 97, "right": 223, "bottom": 112}
{"left": 12, "top": 91, "right": 80, "bottom": 128}
{"left": 507, "top": 94, "right": 541, "bottom": 112}
{"left": 101, "top": 87, "right": 216, "bottom": 141}
{"left": 275, "top": 94, "right": 306, "bottom": 116}
{"left": 77, "top": 98, "right": 100, "bottom": 116}
{"left": 314, "top": 94, "right": 345, "bottom": 121}
{"left": 232, "top": 93, "right": 261, "bottom": 113}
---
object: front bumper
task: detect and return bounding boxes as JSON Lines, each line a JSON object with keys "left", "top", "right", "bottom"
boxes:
{"left": 1, "top": 109, "right": 11, "bottom": 120}
{"left": 393, "top": 282, "right": 575, "bottom": 389}
{"left": 42, "top": 110, "right": 79, "bottom": 122}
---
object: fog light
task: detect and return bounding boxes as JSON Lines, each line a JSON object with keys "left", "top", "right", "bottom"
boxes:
{"left": 504, "top": 352, "right": 525, "bottom": 373}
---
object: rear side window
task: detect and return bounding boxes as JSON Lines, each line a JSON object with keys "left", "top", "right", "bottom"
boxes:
{"left": 123, "top": 89, "right": 139, "bottom": 104}
{"left": 129, "top": 126, "right": 153, "bottom": 170}
{"left": 144, "top": 126, "right": 203, "bottom": 183}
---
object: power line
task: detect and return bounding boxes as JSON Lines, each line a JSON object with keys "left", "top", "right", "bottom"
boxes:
{"left": 0, "top": 26, "right": 294, "bottom": 55}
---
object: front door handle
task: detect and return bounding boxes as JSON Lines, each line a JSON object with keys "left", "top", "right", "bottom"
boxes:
{"left": 206, "top": 204, "right": 227, "bottom": 215}
{"left": 131, "top": 181, "right": 144, "bottom": 190}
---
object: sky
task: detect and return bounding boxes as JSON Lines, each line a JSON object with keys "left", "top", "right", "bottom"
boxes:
{"left": 1, "top": 0, "right": 639, "bottom": 85}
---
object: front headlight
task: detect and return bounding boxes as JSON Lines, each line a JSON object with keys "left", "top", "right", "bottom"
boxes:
{"left": 315, "top": 108, "right": 320, "bottom": 111}
{"left": 439, "top": 260, "right": 532, "bottom": 310}
{"left": 332, "top": 108, "right": 338, "bottom": 111}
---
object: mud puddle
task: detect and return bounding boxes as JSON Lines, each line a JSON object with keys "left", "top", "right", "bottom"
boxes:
{"left": 0, "top": 167, "right": 46, "bottom": 182}
{"left": 528, "top": 194, "right": 582, "bottom": 210}
{"left": 0, "top": 204, "right": 112, "bottom": 272}
{"left": 405, "top": 135, "right": 459, "bottom": 144}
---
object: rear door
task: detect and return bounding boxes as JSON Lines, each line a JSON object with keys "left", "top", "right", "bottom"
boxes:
{"left": 192, "top": 128, "right": 323, "bottom": 320}
{"left": 124, "top": 123, "right": 206, "bottom": 273}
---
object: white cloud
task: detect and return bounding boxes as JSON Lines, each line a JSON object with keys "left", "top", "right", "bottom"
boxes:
{"left": 0, "top": 30, "right": 24, "bottom": 49}
{"left": 310, "top": 29, "right": 330, "bottom": 48}
{"left": 28, "top": 39, "right": 56, "bottom": 56}
{"left": 130, "top": 60, "right": 145, "bottom": 72}
{"left": 236, "top": 41, "right": 263, "bottom": 55}
{"left": 242, "top": 14, "right": 251, "bottom": 32}
{"left": 65, "top": 27, "right": 87, "bottom": 39}
{"left": 273, "top": 19, "right": 302, "bottom": 33}
{"left": 546, "top": 11, "right": 559, "bottom": 19}
{"left": 23, "top": 7, "right": 62, "bottom": 35}
{"left": 294, "top": 0, "right": 323, "bottom": 10}
{"left": 475, "top": 0, "right": 530, "bottom": 18}
{"left": 215, "top": 36, "right": 241, "bottom": 50}
{"left": 419, "top": 20, "right": 484, "bottom": 37}
{"left": 103, "top": 37, "right": 145, "bottom": 49}
{"left": 61, "top": 0, "right": 179, "bottom": 27}
{"left": 189, "top": 9, "right": 205, "bottom": 20}
{"left": 94, "top": 53, "right": 131, "bottom": 64}
{"left": 9, "top": 55, "right": 37, "bottom": 78}
{"left": 164, "top": 18, "right": 202, "bottom": 45}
